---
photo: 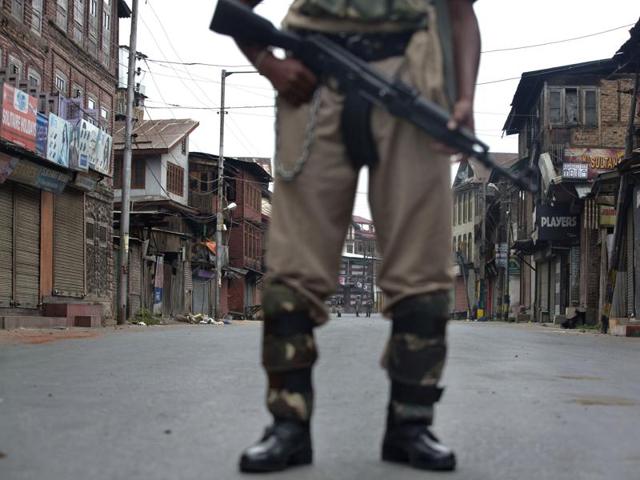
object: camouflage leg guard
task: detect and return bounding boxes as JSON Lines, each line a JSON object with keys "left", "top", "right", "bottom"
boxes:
{"left": 262, "top": 283, "right": 318, "bottom": 423}
{"left": 384, "top": 292, "right": 449, "bottom": 426}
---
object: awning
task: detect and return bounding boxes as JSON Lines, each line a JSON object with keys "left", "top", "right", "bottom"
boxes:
{"left": 512, "top": 239, "right": 548, "bottom": 255}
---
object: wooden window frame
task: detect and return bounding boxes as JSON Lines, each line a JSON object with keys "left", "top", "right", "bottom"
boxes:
{"left": 166, "top": 162, "right": 184, "bottom": 196}
{"left": 31, "top": 0, "right": 43, "bottom": 33}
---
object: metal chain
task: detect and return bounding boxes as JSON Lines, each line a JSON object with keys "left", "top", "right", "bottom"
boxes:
{"left": 274, "top": 89, "right": 323, "bottom": 182}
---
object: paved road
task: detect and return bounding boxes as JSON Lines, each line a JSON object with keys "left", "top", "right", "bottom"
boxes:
{"left": 1, "top": 317, "right": 639, "bottom": 480}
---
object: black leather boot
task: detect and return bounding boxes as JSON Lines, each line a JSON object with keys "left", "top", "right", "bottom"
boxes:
{"left": 239, "top": 420, "right": 312, "bottom": 473}
{"left": 382, "top": 422, "right": 456, "bottom": 471}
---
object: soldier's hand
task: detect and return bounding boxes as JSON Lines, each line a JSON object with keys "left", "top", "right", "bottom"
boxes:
{"left": 259, "top": 56, "right": 318, "bottom": 106}
{"left": 434, "top": 97, "right": 475, "bottom": 157}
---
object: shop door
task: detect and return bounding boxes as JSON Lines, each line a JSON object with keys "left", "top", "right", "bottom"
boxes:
{"left": 53, "top": 190, "right": 85, "bottom": 297}
{"left": 13, "top": 185, "right": 41, "bottom": 308}
{"left": 0, "top": 185, "right": 13, "bottom": 307}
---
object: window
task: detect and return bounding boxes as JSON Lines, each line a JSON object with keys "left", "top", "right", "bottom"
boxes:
{"left": 347, "top": 243, "right": 353, "bottom": 254}
{"left": 167, "top": 163, "right": 184, "bottom": 196}
{"left": 72, "top": 83, "right": 83, "bottom": 98}
{"left": 28, "top": 68, "right": 41, "bottom": 89}
{"left": 102, "top": 1, "right": 112, "bottom": 66}
{"left": 584, "top": 89, "right": 598, "bottom": 127}
{"left": 132, "top": 158, "right": 145, "bottom": 189}
{"left": 55, "top": 71, "right": 68, "bottom": 94}
{"left": 113, "top": 157, "right": 145, "bottom": 189}
{"left": 548, "top": 86, "right": 598, "bottom": 127}
{"left": 11, "top": 0, "right": 24, "bottom": 21}
{"left": 31, "top": 0, "right": 43, "bottom": 33}
{"left": 73, "top": 0, "right": 85, "bottom": 43}
{"left": 8, "top": 55, "right": 23, "bottom": 79}
{"left": 87, "top": 96, "right": 96, "bottom": 110}
{"left": 100, "top": 107, "right": 109, "bottom": 121}
{"left": 56, "top": 0, "right": 69, "bottom": 30}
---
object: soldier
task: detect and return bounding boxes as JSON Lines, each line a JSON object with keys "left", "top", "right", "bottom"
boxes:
{"left": 233, "top": 0, "right": 480, "bottom": 473}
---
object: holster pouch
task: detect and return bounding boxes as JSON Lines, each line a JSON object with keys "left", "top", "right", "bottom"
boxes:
{"left": 385, "top": 292, "right": 449, "bottom": 424}
{"left": 262, "top": 283, "right": 318, "bottom": 422}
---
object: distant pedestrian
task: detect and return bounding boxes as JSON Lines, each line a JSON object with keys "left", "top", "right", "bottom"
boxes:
{"left": 365, "top": 298, "right": 372, "bottom": 317}
{"left": 355, "top": 296, "right": 361, "bottom": 317}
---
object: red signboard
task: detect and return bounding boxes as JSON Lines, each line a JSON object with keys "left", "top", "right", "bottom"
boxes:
{"left": 563, "top": 148, "right": 625, "bottom": 179}
{"left": 0, "top": 83, "right": 38, "bottom": 152}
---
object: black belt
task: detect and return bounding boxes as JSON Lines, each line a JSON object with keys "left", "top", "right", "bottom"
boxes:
{"left": 292, "top": 29, "right": 416, "bottom": 62}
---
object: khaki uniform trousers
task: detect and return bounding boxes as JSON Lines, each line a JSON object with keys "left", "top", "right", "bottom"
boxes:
{"left": 266, "top": 28, "right": 454, "bottom": 325}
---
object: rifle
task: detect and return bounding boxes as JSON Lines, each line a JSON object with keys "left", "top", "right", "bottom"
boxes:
{"left": 210, "top": 0, "right": 537, "bottom": 192}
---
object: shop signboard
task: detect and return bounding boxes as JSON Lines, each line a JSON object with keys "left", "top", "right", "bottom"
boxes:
{"left": 69, "top": 119, "right": 94, "bottom": 172}
{"left": 0, "top": 152, "right": 19, "bottom": 183}
{"left": 0, "top": 83, "right": 38, "bottom": 152}
{"left": 36, "top": 112, "right": 48, "bottom": 158}
{"left": 563, "top": 148, "right": 625, "bottom": 179}
{"left": 47, "top": 113, "right": 72, "bottom": 168}
{"left": 599, "top": 205, "right": 616, "bottom": 228}
{"left": 537, "top": 204, "right": 579, "bottom": 241}
{"left": 9, "top": 158, "right": 71, "bottom": 194}
{"left": 92, "top": 128, "right": 112, "bottom": 175}
{"left": 496, "top": 243, "right": 508, "bottom": 268}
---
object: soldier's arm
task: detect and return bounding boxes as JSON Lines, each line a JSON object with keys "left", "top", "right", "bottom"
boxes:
{"left": 235, "top": 0, "right": 317, "bottom": 106}
{"left": 447, "top": 0, "right": 481, "bottom": 133}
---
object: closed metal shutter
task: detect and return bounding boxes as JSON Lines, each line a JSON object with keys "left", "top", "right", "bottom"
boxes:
{"left": 13, "top": 185, "right": 41, "bottom": 308}
{"left": 129, "top": 242, "right": 142, "bottom": 316}
{"left": 0, "top": 185, "right": 13, "bottom": 307}
{"left": 626, "top": 209, "right": 634, "bottom": 317}
{"left": 53, "top": 190, "right": 85, "bottom": 297}
{"left": 539, "top": 261, "right": 549, "bottom": 322}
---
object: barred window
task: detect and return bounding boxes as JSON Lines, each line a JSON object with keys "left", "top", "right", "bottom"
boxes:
{"left": 31, "top": 0, "right": 43, "bottom": 33}
{"left": 167, "top": 163, "right": 184, "bottom": 196}
{"left": 73, "top": 0, "right": 85, "bottom": 43}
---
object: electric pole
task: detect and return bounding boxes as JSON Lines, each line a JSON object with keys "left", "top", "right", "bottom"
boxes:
{"left": 214, "top": 69, "right": 228, "bottom": 321}
{"left": 118, "top": 0, "right": 139, "bottom": 325}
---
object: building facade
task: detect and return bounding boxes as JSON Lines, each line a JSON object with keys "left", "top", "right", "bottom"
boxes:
{"left": 504, "top": 56, "right": 637, "bottom": 326}
{"left": 0, "top": 0, "right": 129, "bottom": 328}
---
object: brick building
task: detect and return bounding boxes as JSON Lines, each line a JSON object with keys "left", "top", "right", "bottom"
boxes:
{"left": 188, "top": 152, "right": 271, "bottom": 319}
{"left": 504, "top": 58, "right": 636, "bottom": 324}
{"left": 0, "top": 0, "right": 130, "bottom": 328}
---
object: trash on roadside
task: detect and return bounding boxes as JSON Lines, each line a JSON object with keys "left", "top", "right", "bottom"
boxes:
{"left": 185, "top": 313, "right": 225, "bottom": 326}
{"left": 134, "top": 321, "right": 147, "bottom": 326}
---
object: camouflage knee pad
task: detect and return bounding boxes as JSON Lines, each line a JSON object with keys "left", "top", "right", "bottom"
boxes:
{"left": 385, "top": 292, "right": 449, "bottom": 424}
{"left": 262, "top": 283, "right": 318, "bottom": 422}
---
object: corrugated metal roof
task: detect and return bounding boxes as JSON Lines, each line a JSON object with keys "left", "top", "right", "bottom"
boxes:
{"left": 113, "top": 119, "right": 199, "bottom": 153}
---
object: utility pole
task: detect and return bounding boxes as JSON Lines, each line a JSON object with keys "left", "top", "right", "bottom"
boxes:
{"left": 214, "top": 69, "right": 257, "bottom": 321}
{"left": 117, "top": 0, "right": 139, "bottom": 325}
{"left": 214, "top": 69, "right": 228, "bottom": 321}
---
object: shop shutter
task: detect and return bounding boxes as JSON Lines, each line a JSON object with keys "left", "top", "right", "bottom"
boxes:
{"left": 626, "top": 209, "right": 634, "bottom": 317}
{"left": 13, "top": 185, "right": 41, "bottom": 308}
{"left": 539, "top": 261, "right": 549, "bottom": 321}
{"left": 0, "top": 185, "right": 13, "bottom": 307}
{"left": 129, "top": 242, "right": 142, "bottom": 316}
{"left": 53, "top": 190, "right": 85, "bottom": 297}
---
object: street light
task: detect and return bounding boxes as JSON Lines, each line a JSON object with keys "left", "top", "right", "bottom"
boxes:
{"left": 214, "top": 69, "right": 257, "bottom": 321}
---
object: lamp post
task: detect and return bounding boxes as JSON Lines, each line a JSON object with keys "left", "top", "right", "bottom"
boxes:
{"left": 214, "top": 69, "right": 257, "bottom": 321}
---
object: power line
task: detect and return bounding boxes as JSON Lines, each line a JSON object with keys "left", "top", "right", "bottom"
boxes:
{"left": 482, "top": 24, "right": 634, "bottom": 54}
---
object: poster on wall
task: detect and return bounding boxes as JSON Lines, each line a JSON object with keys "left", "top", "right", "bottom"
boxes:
{"left": 153, "top": 256, "right": 164, "bottom": 315}
{"left": 47, "top": 113, "right": 72, "bottom": 168}
{"left": 0, "top": 83, "right": 38, "bottom": 152}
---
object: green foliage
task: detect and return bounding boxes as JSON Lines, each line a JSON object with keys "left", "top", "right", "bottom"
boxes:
{"left": 131, "top": 308, "right": 162, "bottom": 326}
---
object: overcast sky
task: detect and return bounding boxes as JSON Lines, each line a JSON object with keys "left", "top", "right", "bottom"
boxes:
{"left": 121, "top": 0, "right": 640, "bottom": 218}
